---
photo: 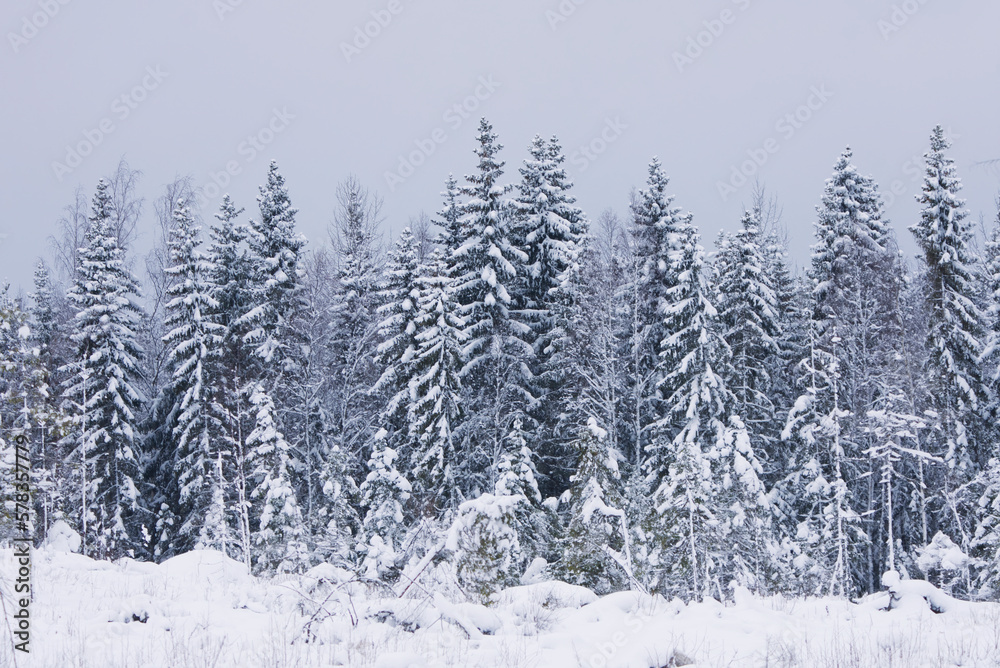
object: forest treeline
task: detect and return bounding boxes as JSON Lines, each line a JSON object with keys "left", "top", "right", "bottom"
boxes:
{"left": 2, "top": 120, "right": 999, "bottom": 602}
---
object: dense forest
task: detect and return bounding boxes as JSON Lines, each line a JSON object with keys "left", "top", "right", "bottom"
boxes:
{"left": 2, "top": 119, "right": 998, "bottom": 603}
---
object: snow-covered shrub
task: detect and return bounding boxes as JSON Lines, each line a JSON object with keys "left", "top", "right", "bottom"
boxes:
{"left": 447, "top": 494, "right": 523, "bottom": 601}
{"left": 560, "top": 418, "right": 633, "bottom": 595}
{"left": 914, "top": 532, "right": 974, "bottom": 596}
{"left": 881, "top": 570, "right": 966, "bottom": 613}
{"left": 358, "top": 432, "right": 411, "bottom": 580}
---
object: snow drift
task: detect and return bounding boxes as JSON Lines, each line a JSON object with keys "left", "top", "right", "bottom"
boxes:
{"left": 4, "top": 544, "right": 1000, "bottom": 667}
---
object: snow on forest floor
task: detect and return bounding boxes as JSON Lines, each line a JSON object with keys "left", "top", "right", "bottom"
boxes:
{"left": 3, "top": 546, "right": 1000, "bottom": 668}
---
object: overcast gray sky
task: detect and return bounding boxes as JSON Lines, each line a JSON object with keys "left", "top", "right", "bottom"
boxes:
{"left": 2, "top": 0, "right": 999, "bottom": 292}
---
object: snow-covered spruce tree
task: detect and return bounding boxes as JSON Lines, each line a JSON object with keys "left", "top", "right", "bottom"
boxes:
{"left": 61, "top": 179, "right": 146, "bottom": 560}
{"left": 974, "top": 207, "right": 1000, "bottom": 597}
{"left": 910, "top": 126, "right": 987, "bottom": 560}
{"left": 494, "top": 417, "right": 558, "bottom": 569}
{"left": 408, "top": 250, "right": 466, "bottom": 515}
{"left": 628, "top": 158, "right": 693, "bottom": 468}
{"left": 238, "top": 161, "right": 307, "bottom": 370}
{"left": 512, "top": 134, "right": 586, "bottom": 324}
{"left": 0, "top": 292, "right": 29, "bottom": 542}
{"left": 809, "top": 147, "right": 897, "bottom": 428}
{"left": 0, "top": 291, "right": 52, "bottom": 543}
{"left": 140, "top": 177, "right": 198, "bottom": 421}
{"left": 27, "top": 261, "right": 67, "bottom": 538}
{"left": 289, "top": 248, "right": 356, "bottom": 566}
{"left": 246, "top": 383, "right": 309, "bottom": 574}
{"left": 560, "top": 417, "right": 633, "bottom": 594}
{"left": 373, "top": 227, "right": 422, "bottom": 459}
{"left": 451, "top": 118, "right": 533, "bottom": 496}
{"left": 786, "top": 147, "right": 902, "bottom": 593}
{"left": 512, "top": 135, "right": 588, "bottom": 494}
{"left": 239, "top": 165, "right": 313, "bottom": 567}
{"left": 762, "top": 235, "right": 811, "bottom": 488}
{"left": 329, "top": 176, "right": 382, "bottom": 476}
{"left": 865, "top": 393, "right": 936, "bottom": 574}
{"left": 29, "top": 260, "right": 58, "bottom": 359}
{"left": 444, "top": 422, "right": 543, "bottom": 602}
{"left": 646, "top": 215, "right": 769, "bottom": 600}
{"left": 358, "top": 429, "right": 412, "bottom": 579}
{"left": 161, "top": 202, "right": 228, "bottom": 555}
{"left": 781, "top": 323, "right": 860, "bottom": 597}
{"left": 495, "top": 417, "right": 542, "bottom": 505}
{"left": 446, "top": 492, "right": 524, "bottom": 601}
{"left": 551, "top": 234, "right": 630, "bottom": 468}
{"left": 910, "top": 127, "right": 984, "bottom": 468}
{"left": 436, "top": 174, "right": 464, "bottom": 258}
{"left": 714, "top": 210, "right": 781, "bottom": 449}
{"left": 205, "top": 195, "right": 257, "bottom": 566}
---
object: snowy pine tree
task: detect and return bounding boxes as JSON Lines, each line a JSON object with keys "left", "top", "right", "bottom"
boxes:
{"left": 373, "top": 227, "right": 422, "bottom": 454}
{"left": 512, "top": 135, "right": 586, "bottom": 323}
{"left": 513, "top": 134, "right": 588, "bottom": 494}
{"left": 329, "top": 176, "right": 383, "bottom": 472}
{"left": 714, "top": 210, "right": 781, "bottom": 443}
{"left": 161, "top": 202, "right": 227, "bottom": 555}
{"left": 786, "top": 147, "right": 902, "bottom": 593}
{"left": 647, "top": 214, "right": 768, "bottom": 599}
{"left": 205, "top": 195, "right": 256, "bottom": 566}
{"left": 436, "top": 174, "right": 464, "bottom": 258}
{"left": 781, "top": 324, "right": 859, "bottom": 597}
{"left": 910, "top": 126, "right": 986, "bottom": 474}
{"left": 238, "top": 161, "right": 307, "bottom": 368}
{"left": 247, "top": 383, "right": 309, "bottom": 573}
{"left": 452, "top": 118, "right": 533, "bottom": 495}
{"left": 27, "top": 260, "right": 66, "bottom": 538}
{"left": 974, "top": 205, "right": 1000, "bottom": 596}
{"left": 908, "top": 128, "right": 988, "bottom": 581}
{"left": 61, "top": 179, "right": 146, "bottom": 559}
{"left": 358, "top": 430, "right": 412, "bottom": 579}
{"left": 408, "top": 250, "right": 466, "bottom": 514}
{"left": 865, "top": 394, "right": 934, "bottom": 573}
{"left": 29, "top": 260, "right": 58, "bottom": 356}
{"left": 561, "top": 418, "right": 633, "bottom": 594}
{"left": 628, "top": 158, "right": 693, "bottom": 465}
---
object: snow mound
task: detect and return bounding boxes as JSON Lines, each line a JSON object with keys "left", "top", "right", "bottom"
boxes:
{"left": 43, "top": 519, "right": 82, "bottom": 553}
{"left": 374, "top": 653, "right": 426, "bottom": 668}
{"left": 160, "top": 549, "right": 252, "bottom": 585}
{"left": 7, "top": 546, "right": 1000, "bottom": 668}
{"left": 881, "top": 570, "right": 967, "bottom": 614}
{"left": 493, "top": 580, "right": 599, "bottom": 613}
{"left": 520, "top": 556, "right": 549, "bottom": 584}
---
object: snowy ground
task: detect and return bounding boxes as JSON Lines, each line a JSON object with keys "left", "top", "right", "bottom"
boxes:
{"left": 3, "top": 546, "right": 1000, "bottom": 668}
